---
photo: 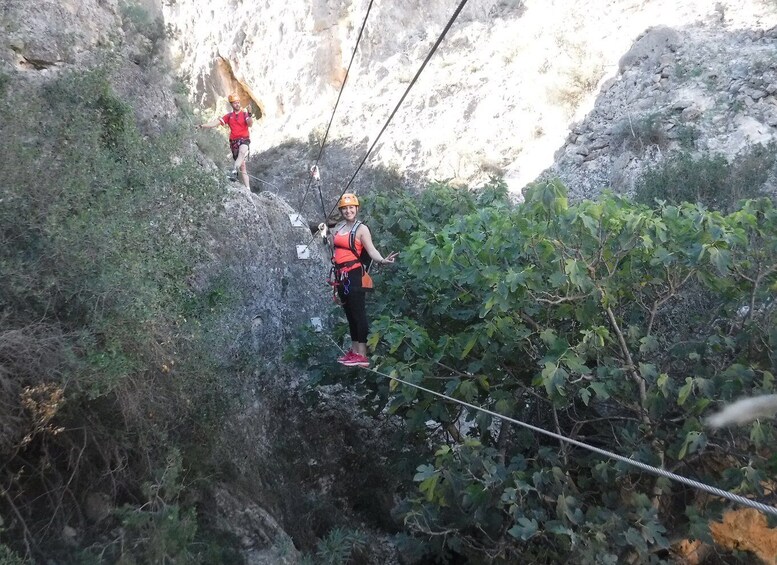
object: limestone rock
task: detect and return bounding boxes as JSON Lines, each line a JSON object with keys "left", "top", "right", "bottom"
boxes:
{"left": 158, "top": 0, "right": 777, "bottom": 204}
{"left": 618, "top": 26, "right": 681, "bottom": 73}
{"left": 680, "top": 106, "right": 702, "bottom": 121}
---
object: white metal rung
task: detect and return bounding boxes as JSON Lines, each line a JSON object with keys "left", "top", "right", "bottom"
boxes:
{"left": 296, "top": 245, "right": 311, "bottom": 259}
{"left": 289, "top": 213, "right": 305, "bottom": 227}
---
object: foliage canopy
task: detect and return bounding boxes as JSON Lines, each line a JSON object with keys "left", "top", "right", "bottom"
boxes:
{"left": 297, "top": 178, "right": 777, "bottom": 563}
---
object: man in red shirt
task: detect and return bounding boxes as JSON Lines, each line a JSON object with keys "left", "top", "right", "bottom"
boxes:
{"left": 198, "top": 93, "right": 254, "bottom": 190}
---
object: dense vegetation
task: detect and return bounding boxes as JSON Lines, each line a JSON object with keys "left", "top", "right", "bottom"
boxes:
{"left": 297, "top": 177, "right": 777, "bottom": 563}
{"left": 3, "top": 47, "right": 777, "bottom": 565}
{"left": 634, "top": 145, "right": 776, "bottom": 213}
{"left": 0, "top": 68, "right": 242, "bottom": 563}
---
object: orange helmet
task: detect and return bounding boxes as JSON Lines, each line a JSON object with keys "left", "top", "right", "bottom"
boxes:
{"left": 227, "top": 93, "right": 239, "bottom": 103}
{"left": 338, "top": 193, "right": 359, "bottom": 208}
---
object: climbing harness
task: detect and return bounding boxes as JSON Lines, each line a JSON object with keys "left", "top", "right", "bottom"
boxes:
{"left": 327, "top": 219, "right": 373, "bottom": 301}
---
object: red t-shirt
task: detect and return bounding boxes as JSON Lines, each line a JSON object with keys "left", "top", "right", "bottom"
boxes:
{"left": 220, "top": 111, "right": 251, "bottom": 140}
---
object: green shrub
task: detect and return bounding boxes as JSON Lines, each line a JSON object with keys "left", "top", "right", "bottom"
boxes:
{"left": 119, "top": 1, "right": 167, "bottom": 65}
{"left": 195, "top": 124, "right": 232, "bottom": 167}
{"left": 295, "top": 178, "right": 777, "bottom": 563}
{"left": 635, "top": 152, "right": 729, "bottom": 208}
{"left": 0, "top": 545, "right": 27, "bottom": 565}
{"left": 635, "top": 145, "right": 776, "bottom": 211}
{"left": 107, "top": 450, "right": 198, "bottom": 563}
{"left": 611, "top": 112, "right": 669, "bottom": 154}
{"left": 673, "top": 123, "right": 701, "bottom": 149}
{"left": 0, "top": 517, "right": 27, "bottom": 565}
{"left": 120, "top": 1, "right": 165, "bottom": 42}
{"left": 731, "top": 142, "right": 777, "bottom": 196}
{"left": 0, "top": 66, "right": 237, "bottom": 561}
{"left": 311, "top": 528, "right": 367, "bottom": 565}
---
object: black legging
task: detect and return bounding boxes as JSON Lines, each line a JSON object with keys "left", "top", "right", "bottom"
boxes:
{"left": 337, "top": 268, "right": 369, "bottom": 343}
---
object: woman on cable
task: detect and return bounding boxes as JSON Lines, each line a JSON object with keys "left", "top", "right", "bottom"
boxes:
{"left": 197, "top": 93, "right": 253, "bottom": 190}
{"left": 332, "top": 193, "right": 398, "bottom": 367}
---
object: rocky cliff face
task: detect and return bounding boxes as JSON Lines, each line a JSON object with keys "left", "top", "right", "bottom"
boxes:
{"left": 1, "top": 1, "right": 339, "bottom": 560}
{"left": 15, "top": 0, "right": 773, "bottom": 204}
{"left": 2, "top": 0, "right": 332, "bottom": 353}
{"left": 548, "top": 22, "right": 777, "bottom": 200}
{"left": 163, "top": 0, "right": 777, "bottom": 206}
{"left": 2, "top": 0, "right": 117, "bottom": 69}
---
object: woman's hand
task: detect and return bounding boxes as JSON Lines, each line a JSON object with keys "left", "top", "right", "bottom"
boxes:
{"left": 381, "top": 252, "right": 399, "bottom": 264}
{"left": 358, "top": 226, "right": 399, "bottom": 265}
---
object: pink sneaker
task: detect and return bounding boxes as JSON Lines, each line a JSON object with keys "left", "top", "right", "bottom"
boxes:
{"left": 337, "top": 351, "right": 355, "bottom": 365}
{"left": 342, "top": 353, "right": 370, "bottom": 368}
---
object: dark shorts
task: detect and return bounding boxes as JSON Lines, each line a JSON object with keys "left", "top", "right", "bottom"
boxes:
{"left": 229, "top": 138, "right": 250, "bottom": 160}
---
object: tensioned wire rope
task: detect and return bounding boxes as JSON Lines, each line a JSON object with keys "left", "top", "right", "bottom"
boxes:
{"left": 328, "top": 0, "right": 471, "bottom": 220}
{"left": 240, "top": 170, "right": 280, "bottom": 191}
{"left": 300, "top": 0, "right": 472, "bottom": 253}
{"left": 353, "top": 361, "right": 777, "bottom": 518}
{"left": 297, "top": 0, "right": 377, "bottom": 222}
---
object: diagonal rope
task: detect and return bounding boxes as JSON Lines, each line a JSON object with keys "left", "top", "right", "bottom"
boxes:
{"left": 326, "top": 0, "right": 472, "bottom": 222}
{"left": 241, "top": 170, "right": 280, "bottom": 190}
{"left": 297, "top": 0, "right": 472, "bottom": 256}
{"left": 297, "top": 0, "right": 376, "bottom": 217}
{"left": 353, "top": 362, "right": 777, "bottom": 518}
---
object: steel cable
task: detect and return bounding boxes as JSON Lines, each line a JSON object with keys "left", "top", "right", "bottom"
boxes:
{"left": 357, "top": 363, "right": 777, "bottom": 518}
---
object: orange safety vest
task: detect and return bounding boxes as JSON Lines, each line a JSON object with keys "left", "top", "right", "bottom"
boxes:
{"left": 333, "top": 229, "right": 363, "bottom": 272}
{"left": 330, "top": 222, "right": 374, "bottom": 291}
